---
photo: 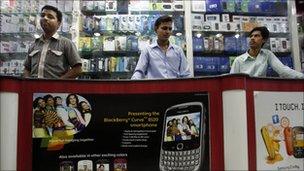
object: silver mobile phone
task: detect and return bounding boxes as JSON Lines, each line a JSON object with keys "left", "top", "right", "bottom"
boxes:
{"left": 159, "top": 102, "right": 205, "bottom": 171}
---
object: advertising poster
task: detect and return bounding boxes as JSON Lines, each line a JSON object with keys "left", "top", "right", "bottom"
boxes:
{"left": 254, "top": 91, "right": 304, "bottom": 170}
{"left": 32, "top": 92, "right": 210, "bottom": 171}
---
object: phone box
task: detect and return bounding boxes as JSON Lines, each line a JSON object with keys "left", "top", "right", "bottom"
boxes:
{"left": 140, "top": 15, "right": 149, "bottom": 34}
{"left": 174, "top": 0, "right": 184, "bottom": 11}
{"left": 248, "top": 0, "right": 261, "bottom": 13}
{"left": 220, "top": 22, "right": 231, "bottom": 32}
{"left": 149, "top": 2, "right": 163, "bottom": 11}
{"left": 134, "top": 15, "right": 142, "bottom": 31}
{"left": 206, "top": 0, "right": 222, "bottom": 12}
{"left": 108, "top": 57, "right": 116, "bottom": 72}
{"left": 278, "top": 17, "right": 288, "bottom": 33}
{"left": 0, "top": 41, "right": 11, "bottom": 53}
{"left": 98, "top": 16, "right": 107, "bottom": 31}
{"left": 192, "top": 14, "right": 204, "bottom": 31}
{"left": 194, "top": 57, "right": 204, "bottom": 72}
{"left": 91, "top": 37, "right": 103, "bottom": 51}
{"left": 222, "top": 14, "right": 230, "bottom": 22}
{"left": 274, "top": 2, "right": 287, "bottom": 16}
{"left": 260, "top": 1, "right": 274, "bottom": 14}
{"left": 173, "top": 15, "right": 184, "bottom": 31}
{"left": 9, "top": 41, "right": 18, "bottom": 53}
{"left": 213, "top": 36, "right": 224, "bottom": 52}
{"left": 115, "top": 36, "right": 127, "bottom": 51}
{"left": 81, "top": 59, "right": 91, "bottom": 72}
{"left": 191, "top": 0, "right": 206, "bottom": 12}
{"left": 279, "top": 56, "right": 293, "bottom": 69}
{"left": 221, "top": 0, "right": 235, "bottom": 12}
{"left": 270, "top": 38, "right": 278, "bottom": 52}
{"left": 242, "top": 22, "right": 259, "bottom": 32}
{"left": 211, "top": 22, "right": 220, "bottom": 31}
{"left": 78, "top": 37, "right": 92, "bottom": 52}
{"left": 205, "top": 14, "right": 220, "bottom": 22}
{"left": 236, "top": 36, "right": 248, "bottom": 53}
{"left": 127, "top": 15, "right": 136, "bottom": 30}
{"left": 280, "top": 38, "right": 290, "bottom": 52}
{"left": 202, "top": 22, "right": 212, "bottom": 31}
{"left": 126, "top": 35, "right": 138, "bottom": 51}
{"left": 193, "top": 37, "right": 204, "bottom": 52}
{"left": 119, "top": 15, "right": 128, "bottom": 31}
{"left": 103, "top": 36, "right": 115, "bottom": 51}
{"left": 235, "top": 0, "right": 249, "bottom": 13}
{"left": 106, "top": 0, "right": 117, "bottom": 12}
{"left": 94, "top": 1, "right": 106, "bottom": 12}
{"left": 219, "top": 57, "right": 230, "bottom": 73}
{"left": 203, "top": 37, "right": 214, "bottom": 52}
{"left": 138, "top": 36, "right": 151, "bottom": 51}
{"left": 202, "top": 57, "right": 219, "bottom": 74}
{"left": 162, "top": 3, "right": 173, "bottom": 11}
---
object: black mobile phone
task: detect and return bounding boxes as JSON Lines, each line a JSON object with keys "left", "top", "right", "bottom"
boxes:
{"left": 159, "top": 102, "right": 205, "bottom": 171}
{"left": 292, "top": 126, "right": 304, "bottom": 158}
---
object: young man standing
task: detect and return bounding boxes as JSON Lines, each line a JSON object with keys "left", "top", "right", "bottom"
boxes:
{"left": 131, "top": 15, "right": 191, "bottom": 79}
{"left": 24, "top": 5, "right": 82, "bottom": 79}
{"left": 230, "top": 26, "right": 304, "bottom": 78}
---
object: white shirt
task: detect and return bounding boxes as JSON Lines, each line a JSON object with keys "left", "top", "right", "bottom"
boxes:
{"left": 230, "top": 49, "right": 304, "bottom": 79}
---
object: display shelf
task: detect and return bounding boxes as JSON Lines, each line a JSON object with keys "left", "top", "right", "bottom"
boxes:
{"left": 78, "top": 0, "right": 186, "bottom": 80}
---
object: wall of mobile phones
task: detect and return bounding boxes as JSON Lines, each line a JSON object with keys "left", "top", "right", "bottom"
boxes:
{"left": 32, "top": 92, "right": 210, "bottom": 171}
{"left": 254, "top": 91, "right": 304, "bottom": 170}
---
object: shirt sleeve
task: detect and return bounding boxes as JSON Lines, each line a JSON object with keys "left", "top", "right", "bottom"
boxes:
{"left": 64, "top": 39, "right": 82, "bottom": 67}
{"left": 230, "top": 57, "right": 240, "bottom": 74}
{"left": 131, "top": 47, "right": 149, "bottom": 79}
{"left": 268, "top": 52, "right": 304, "bottom": 79}
{"left": 178, "top": 48, "right": 191, "bottom": 78}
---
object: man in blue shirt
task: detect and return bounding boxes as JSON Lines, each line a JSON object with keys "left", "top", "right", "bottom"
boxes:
{"left": 131, "top": 15, "right": 191, "bottom": 79}
{"left": 230, "top": 26, "right": 304, "bottom": 78}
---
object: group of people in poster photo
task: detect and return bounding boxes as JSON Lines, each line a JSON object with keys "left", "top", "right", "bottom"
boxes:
{"left": 32, "top": 93, "right": 92, "bottom": 138}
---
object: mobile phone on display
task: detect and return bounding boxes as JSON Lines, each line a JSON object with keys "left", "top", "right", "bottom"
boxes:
{"left": 292, "top": 126, "right": 304, "bottom": 158}
{"left": 159, "top": 102, "right": 205, "bottom": 171}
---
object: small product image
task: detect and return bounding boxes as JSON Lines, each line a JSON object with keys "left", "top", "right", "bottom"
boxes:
{"left": 292, "top": 126, "right": 304, "bottom": 158}
{"left": 159, "top": 102, "right": 205, "bottom": 171}
{"left": 32, "top": 93, "right": 92, "bottom": 138}
{"left": 96, "top": 159, "right": 110, "bottom": 171}
{"left": 60, "top": 161, "right": 74, "bottom": 171}
{"left": 113, "top": 158, "right": 127, "bottom": 171}
{"left": 260, "top": 115, "right": 304, "bottom": 165}
{"left": 78, "top": 160, "right": 93, "bottom": 171}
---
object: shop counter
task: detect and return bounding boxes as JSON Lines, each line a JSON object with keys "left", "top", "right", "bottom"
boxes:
{"left": 0, "top": 75, "right": 303, "bottom": 171}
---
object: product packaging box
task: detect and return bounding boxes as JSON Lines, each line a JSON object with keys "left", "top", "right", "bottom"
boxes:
{"left": 221, "top": 0, "right": 235, "bottom": 12}
{"left": 191, "top": 0, "right": 206, "bottom": 12}
{"left": 106, "top": 0, "right": 117, "bottom": 12}
{"left": 174, "top": 0, "right": 184, "bottom": 11}
{"left": 219, "top": 57, "right": 230, "bottom": 73}
{"left": 192, "top": 14, "right": 204, "bottom": 31}
{"left": 206, "top": 0, "right": 222, "bottom": 12}
{"left": 193, "top": 37, "right": 204, "bottom": 52}
{"left": 115, "top": 36, "right": 127, "bottom": 51}
{"left": 103, "top": 36, "right": 115, "bottom": 51}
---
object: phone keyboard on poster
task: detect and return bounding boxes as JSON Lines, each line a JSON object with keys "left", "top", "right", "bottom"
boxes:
{"left": 160, "top": 149, "right": 200, "bottom": 171}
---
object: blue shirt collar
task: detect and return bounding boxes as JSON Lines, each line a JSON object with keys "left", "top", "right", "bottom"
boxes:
{"left": 151, "top": 41, "right": 173, "bottom": 50}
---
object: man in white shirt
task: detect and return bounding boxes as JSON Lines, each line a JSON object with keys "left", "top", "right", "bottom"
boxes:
{"left": 230, "top": 26, "right": 304, "bottom": 78}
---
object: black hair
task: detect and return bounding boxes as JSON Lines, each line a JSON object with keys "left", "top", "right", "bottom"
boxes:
{"left": 33, "top": 97, "right": 44, "bottom": 109}
{"left": 41, "top": 5, "right": 62, "bottom": 23}
{"left": 249, "top": 26, "right": 270, "bottom": 45}
{"left": 66, "top": 94, "right": 79, "bottom": 107}
{"left": 43, "top": 94, "right": 54, "bottom": 102}
{"left": 154, "top": 15, "right": 172, "bottom": 31}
